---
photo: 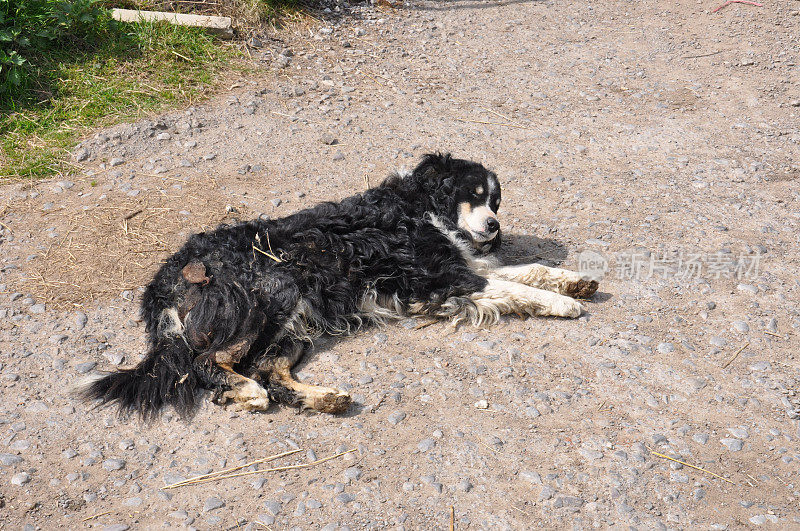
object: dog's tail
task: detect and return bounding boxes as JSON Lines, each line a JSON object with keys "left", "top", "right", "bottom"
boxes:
{"left": 77, "top": 334, "right": 198, "bottom": 420}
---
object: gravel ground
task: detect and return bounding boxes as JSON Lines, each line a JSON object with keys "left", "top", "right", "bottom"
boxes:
{"left": 1, "top": 0, "right": 799, "bottom": 528}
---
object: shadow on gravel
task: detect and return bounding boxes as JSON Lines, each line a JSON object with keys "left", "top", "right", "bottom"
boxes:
{"left": 591, "top": 291, "right": 613, "bottom": 304}
{"left": 498, "top": 232, "right": 568, "bottom": 267}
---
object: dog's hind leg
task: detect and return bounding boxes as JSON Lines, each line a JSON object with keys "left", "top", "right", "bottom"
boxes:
{"left": 255, "top": 339, "right": 351, "bottom": 414}
{"left": 489, "top": 264, "right": 599, "bottom": 299}
{"left": 194, "top": 335, "right": 271, "bottom": 412}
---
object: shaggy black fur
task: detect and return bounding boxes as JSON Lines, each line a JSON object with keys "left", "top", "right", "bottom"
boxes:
{"left": 81, "top": 153, "right": 502, "bottom": 419}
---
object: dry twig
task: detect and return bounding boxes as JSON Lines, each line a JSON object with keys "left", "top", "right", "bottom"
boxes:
{"left": 511, "top": 504, "right": 530, "bottom": 516}
{"left": 163, "top": 448, "right": 302, "bottom": 489}
{"left": 372, "top": 393, "right": 387, "bottom": 412}
{"left": 722, "top": 342, "right": 749, "bottom": 369}
{"left": 163, "top": 449, "right": 356, "bottom": 489}
{"left": 171, "top": 50, "right": 195, "bottom": 63}
{"left": 648, "top": 448, "right": 735, "bottom": 484}
{"left": 414, "top": 318, "right": 439, "bottom": 330}
{"left": 82, "top": 511, "right": 112, "bottom": 522}
{"left": 682, "top": 50, "right": 724, "bottom": 59}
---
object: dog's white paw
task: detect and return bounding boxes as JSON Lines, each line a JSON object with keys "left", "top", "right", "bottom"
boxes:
{"left": 547, "top": 296, "right": 585, "bottom": 318}
{"left": 223, "top": 379, "right": 271, "bottom": 412}
{"left": 229, "top": 397, "right": 271, "bottom": 412}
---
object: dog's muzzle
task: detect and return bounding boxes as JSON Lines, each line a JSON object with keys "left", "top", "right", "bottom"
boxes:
{"left": 460, "top": 205, "right": 499, "bottom": 242}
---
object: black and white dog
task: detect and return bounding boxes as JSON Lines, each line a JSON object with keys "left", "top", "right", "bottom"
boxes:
{"left": 82, "top": 154, "right": 598, "bottom": 419}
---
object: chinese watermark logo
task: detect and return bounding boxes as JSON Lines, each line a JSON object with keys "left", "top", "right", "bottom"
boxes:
{"left": 577, "top": 250, "right": 609, "bottom": 281}
{"left": 577, "top": 249, "right": 761, "bottom": 282}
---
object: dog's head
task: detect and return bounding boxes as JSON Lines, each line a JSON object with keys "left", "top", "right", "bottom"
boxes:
{"left": 387, "top": 153, "right": 502, "bottom": 253}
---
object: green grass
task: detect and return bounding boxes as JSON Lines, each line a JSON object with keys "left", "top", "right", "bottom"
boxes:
{"left": 1, "top": 21, "right": 242, "bottom": 181}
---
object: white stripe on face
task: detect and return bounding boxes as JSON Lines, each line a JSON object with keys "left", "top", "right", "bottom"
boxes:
{"left": 487, "top": 178, "right": 497, "bottom": 197}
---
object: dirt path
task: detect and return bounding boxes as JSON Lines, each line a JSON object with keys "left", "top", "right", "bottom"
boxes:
{"left": 1, "top": 0, "right": 799, "bottom": 528}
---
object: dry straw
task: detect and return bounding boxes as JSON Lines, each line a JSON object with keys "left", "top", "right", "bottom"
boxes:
{"left": 162, "top": 448, "right": 302, "bottom": 489}
{"left": 648, "top": 448, "right": 735, "bottom": 485}
{"left": 15, "top": 182, "right": 250, "bottom": 308}
{"left": 721, "top": 342, "right": 749, "bottom": 369}
{"left": 162, "top": 448, "right": 356, "bottom": 489}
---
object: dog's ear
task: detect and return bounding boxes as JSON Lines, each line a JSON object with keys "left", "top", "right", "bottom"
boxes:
{"left": 413, "top": 153, "right": 458, "bottom": 200}
{"left": 380, "top": 153, "right": 452, "bottom": 191}
{"left": 413, "top": 153, "right": 453, "bottom": 181}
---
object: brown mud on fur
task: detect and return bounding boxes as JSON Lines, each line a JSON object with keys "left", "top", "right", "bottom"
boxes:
{"left": 181, "top": 261, "right": 210, "bottom": 285}
{"left": 565, "top": 279, "right": 599, "bottom": 299}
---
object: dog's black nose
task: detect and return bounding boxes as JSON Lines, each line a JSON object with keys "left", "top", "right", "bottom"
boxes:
{"left": 486, "top": 218, "right": 499, "bottom": 233}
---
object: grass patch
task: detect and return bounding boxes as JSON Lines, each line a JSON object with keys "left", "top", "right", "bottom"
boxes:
{"left": 1, "top": 21, "right": 244, "bottom": 182}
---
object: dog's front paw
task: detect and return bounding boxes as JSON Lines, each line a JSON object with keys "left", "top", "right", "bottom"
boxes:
{"left": 548, "top": 296, "right": 585, "bottom": 318}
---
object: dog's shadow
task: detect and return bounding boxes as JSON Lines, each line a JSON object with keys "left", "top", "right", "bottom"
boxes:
{"left": 497, "top": 232, "right": 568, "bottom": 267}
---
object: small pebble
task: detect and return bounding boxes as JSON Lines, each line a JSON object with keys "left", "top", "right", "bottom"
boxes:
{"left": 657, "top": 342, "right": 675, "bottom": 354}
{"left": 539, "top": 486, "right": 555, "bottom": 501}
{"left": 387, "top": 410, "right": 406, "bottom": 425}
{"left": 75, "top": 311, "right": 88, "bottom": 329}
{"left": 727, "top": 427, "right": 748, "bottom": 439}
{"left": 457, "top": 479, "right": 473, "bottom": 492}
{"left": 264, "top": 500, "right": 281, "bottom": 515}
{"left": 11, "top": 472, "right": 31, "bottom": 485}
{"left": 336, "top": 492, "right": 354, "bottom": 504}
{"left": 76, "top": 362, "right": 97, "bottom": 374}
{"left": 103, "top": 458, "right": 126, "bottom": 471}
{"left": 731, "top": 321, "right": 749, "bottom": 333}
{"left": 204, "top": 496, "right": 225, "bottom": 512}
{"left": 737, "top": 284, "right": 758, "bottom": 294}
{"left": 520, "top": 470, "right": 542, "bottom": 484}
{"left": 1, "top": 454, "right": 23, "bottom": 466}
{"left": 417, "top": 438, "right": 436, "bottom": 452}
{"left": 720, "top": 438, "right": 744, "bottom": 452}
